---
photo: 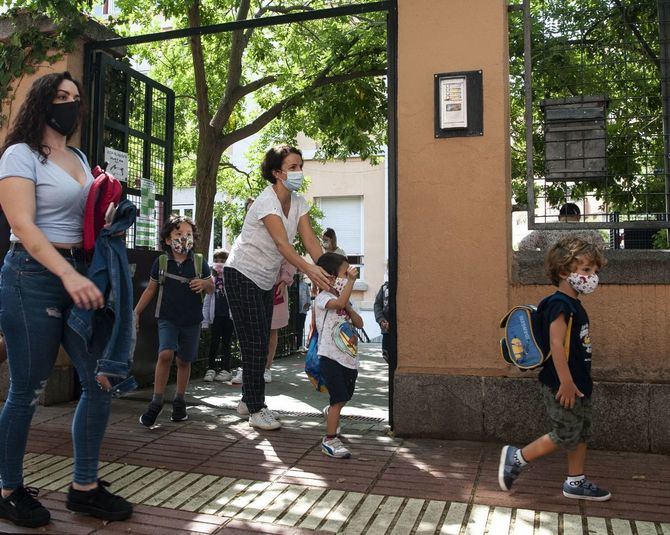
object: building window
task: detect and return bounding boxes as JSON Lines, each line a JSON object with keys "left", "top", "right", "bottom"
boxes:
{"left": 317, "top": 196, "right": 364, "bottom": 277}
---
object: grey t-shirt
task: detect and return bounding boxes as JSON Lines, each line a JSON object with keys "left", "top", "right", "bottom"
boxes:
{"left": 0, "top": 143, "right": 93, "bottom": 244}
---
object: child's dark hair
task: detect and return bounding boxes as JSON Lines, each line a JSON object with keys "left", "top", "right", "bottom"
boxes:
{"left": 159, "top": 215, "right": 199, "bottom": 250}
{"left": 260, "top": 144, "right": 302, "bottom": 184}
{"left": 316, "top": 252, "right": 348, "bottom": 277}
{"left": 545, "top": 235, "right": 606, "bottom": 286}
{"left": 213, "top": 248, "right": 228, "bottom": 261}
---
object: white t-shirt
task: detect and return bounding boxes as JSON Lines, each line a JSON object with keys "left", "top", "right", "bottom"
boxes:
{"left": 315, "top": 291, "right": 359, "bottom": 370}
{"left": 226, "top": 185, "right": 309, "bottom": 290}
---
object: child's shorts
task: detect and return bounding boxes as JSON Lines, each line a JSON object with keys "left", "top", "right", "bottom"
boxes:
{"left": 541, "top": 383, "right": 592, "bottom": 449}
{"left": 319, "top": 356, "right": 358, "bottom": 405}
{"left": 157, "top": 319, "right": 201, "bottom": 363}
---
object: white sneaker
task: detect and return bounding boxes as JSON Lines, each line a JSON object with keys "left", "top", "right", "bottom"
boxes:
{"left": 231, "top": 369, "right": 243, "bottom": 384}
{"left": 249, "top": 407, "right": 281, "bottom": 430}
{"left": 298, "top": 346, "right": 307, "bottom": 353}
{"left": 237, "top": 400, "right": 249, "bottom": 416}
{"left": 322, "top": 405, "right": 341, "bottom": 435}
{"left": 204, "top": 369, "right": 216, "bottom": 382}
{"left": 322, "top": 436, "right": 351, "bottom": 458}
{"left": 215, "top": 370, "right": 232, "bottom": 382}
{"left": 264, "top": 369, "right": 272, "bottom": 383}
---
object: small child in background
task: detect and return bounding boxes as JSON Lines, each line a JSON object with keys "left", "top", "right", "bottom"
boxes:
{"left": 134, "top": 216, "right": 214, "bottom": 426}
{"left": 499, "top": 235, "right": 610, "bottom": 501}
{"left": 202, "top": 249, "right": 234, "bottom": 383}
{"left": 314, "top": 252, "right": 363, "bottom": 459}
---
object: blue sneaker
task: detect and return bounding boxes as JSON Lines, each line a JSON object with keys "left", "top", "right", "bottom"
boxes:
{"left": 562, "top": 478, "right": 611, "bottom": 501}
{"left": 498, "top": 445, "right": 524, "bottom": 491}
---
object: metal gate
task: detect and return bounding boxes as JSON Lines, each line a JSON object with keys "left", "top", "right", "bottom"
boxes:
{"left": 83, "top": 51, "right": 176, "bottom": 385}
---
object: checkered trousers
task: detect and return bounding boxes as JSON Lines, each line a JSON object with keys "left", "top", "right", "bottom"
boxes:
{"left": 224, "top": 267, "right": 273, "bottom": 413}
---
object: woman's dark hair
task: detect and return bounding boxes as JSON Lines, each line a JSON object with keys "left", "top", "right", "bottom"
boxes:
{"left": 260, "top": 144, "right": 302, "bottom": 184}
{"left": 159, "top": 215, "right": 200, "bottom": 250}
{"left": 0, "top": 72, "right": 85, "bottom": 162}
{"left": 323, "top": 227, "right": 338, "bottom": 249}
{"left": 316, "top": 252, "right": 348, "bottom": 277}
{"left": 213, "top": 248, "right": 228, "bottom": 261}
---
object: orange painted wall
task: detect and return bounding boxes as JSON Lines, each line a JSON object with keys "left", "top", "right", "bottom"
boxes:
{"left": 511, "top": 285, "right": 670, "bottom": 382}
{"left": 0, "top": 50, "right": 84, "bottom": 147}
{"left": 396, "top": 0, "right": 512, "bottom": 372}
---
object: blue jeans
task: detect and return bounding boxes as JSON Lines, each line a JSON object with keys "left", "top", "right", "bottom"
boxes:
{"left": 0, "top": 249, "right": 112, "bottom": 488}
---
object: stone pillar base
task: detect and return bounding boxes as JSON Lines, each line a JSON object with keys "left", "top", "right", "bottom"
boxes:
{"left": 394, "top": 373, "right": 670, "bottom": 453}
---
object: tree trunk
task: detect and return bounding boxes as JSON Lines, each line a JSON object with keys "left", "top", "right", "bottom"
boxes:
{"left": 194, "top": 129, "right": 225, "bottom": 256}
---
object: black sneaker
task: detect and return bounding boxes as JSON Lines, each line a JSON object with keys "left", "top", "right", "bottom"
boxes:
{"left": 171, "top": 398, "right": 188, "bottom": 422}
{"left": 66, "top": 480, "right": 133, "bottom": 521}
{"left": 0, "top": 486, "right": 51, "bottom": 527}
{"left": 139, "top": 402, "right": 162, "bottom": 427}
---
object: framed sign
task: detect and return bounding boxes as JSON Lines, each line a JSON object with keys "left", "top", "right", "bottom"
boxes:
{"left": 434, "top": 70, "right": 483, "bottom": 138}
{"left": 104, "top": 147, "right": 129, "bottom": 182}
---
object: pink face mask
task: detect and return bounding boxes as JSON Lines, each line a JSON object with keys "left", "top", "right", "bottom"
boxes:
{"left": 212, "top": 262, "right": 225, "bottom": 274}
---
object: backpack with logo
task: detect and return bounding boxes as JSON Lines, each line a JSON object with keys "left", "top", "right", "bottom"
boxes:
{"left": 304, "top": 307, "right": 328, "bottom": 393}
{"left": 154, "top": 252, "right": 204, "bottom": 318}
{"left": 499, "top": 293, "right": 575, "bottom": 370}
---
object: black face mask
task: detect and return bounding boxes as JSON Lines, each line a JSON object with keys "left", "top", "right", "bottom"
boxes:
{"left": 46, "top": 101, "right": 80, "bottom": 136}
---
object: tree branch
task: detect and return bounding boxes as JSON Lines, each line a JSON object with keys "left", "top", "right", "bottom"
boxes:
{"left": 219, "top": 161, "right": 251, "bottom": 179}
{"left": 210, "top": 0, "right": 252, "bottom": 133}
{"left": 221, "top": 66, "right": 386, "bottom": 148}
{"left": 613, "top": 0, "right": 660, "bottom": 70}
{"left": 187, "top": 0, "right": 212, "bottom": 134}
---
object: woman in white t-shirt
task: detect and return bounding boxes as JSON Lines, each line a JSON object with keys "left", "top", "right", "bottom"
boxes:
{"left": 225, "top": 145, "right": 330, "bottom": 431}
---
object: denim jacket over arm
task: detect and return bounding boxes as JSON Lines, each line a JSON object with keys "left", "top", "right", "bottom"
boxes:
{"left": 66, "top": 199, "right": 138, "bottom": 395}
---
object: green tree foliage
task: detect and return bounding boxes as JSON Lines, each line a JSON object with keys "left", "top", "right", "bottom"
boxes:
{"left": 509, "top": 0, "right": 664, "bottom": 217}
{"left": 112, "top": 0, "right": 387, "bottom": 253}
{"left": 0, "top": 1, "right": 88, "bottom": 127}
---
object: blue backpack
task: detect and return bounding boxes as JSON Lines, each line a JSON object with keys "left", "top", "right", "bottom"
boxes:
{"left": 499, "top": 293, "right": 575, "bottom": 370}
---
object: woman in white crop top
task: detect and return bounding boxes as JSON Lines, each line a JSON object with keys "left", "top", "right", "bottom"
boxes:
{"left": 224, "top": 145, "right": 330, "bottom": 430}
{"left": 0, "top": 72, "right": 132, "bottom": 528}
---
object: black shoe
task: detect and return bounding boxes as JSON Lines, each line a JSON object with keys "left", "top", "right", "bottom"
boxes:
{"left": 0, "top": 486, "right": 51, "bottom": 528}
{"left": 171, "top": 397, "right": 188, "bottom": 422}
{"left": 66, "top": 480, "right": 133, "bottom": 522}
{"left": 139, "top": 402, "right": 162, "bottom": 427}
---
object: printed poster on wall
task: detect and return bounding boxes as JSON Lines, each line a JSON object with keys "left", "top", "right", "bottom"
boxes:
{"left": 136, "top": 179, "right": 156, "bottom": 247}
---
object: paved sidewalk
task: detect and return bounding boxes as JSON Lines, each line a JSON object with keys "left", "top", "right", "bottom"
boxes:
{"left": 1, "top": 347, "right": 669, "bottom": 533}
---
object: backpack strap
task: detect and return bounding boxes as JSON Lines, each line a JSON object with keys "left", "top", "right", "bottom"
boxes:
{"left": 68, "top": 146, "right": 87, "bottom": 164}
{"left": 194, "top": 253, "right": 203, "bottom": 278}
{"left": 155, "top": 254, "right": 169, "bottom": 318}
{"left": 545, "top": 293, "right": 576, "bottom": 361}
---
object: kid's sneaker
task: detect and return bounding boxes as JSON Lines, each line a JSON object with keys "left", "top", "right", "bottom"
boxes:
{"left": 171, "top": 398, "right": 188, "bottom": 422}
{"left": 0, "top": 486, "right": 51, "bottom": 528}
{"left": 139, "top": 403, "right": 162, "bottom": 427}
{"left": 321, "top": 436, "right": 351, "bottom": 459}
{"left": 204, "top": 369, "right": 216, "bottom": 382}
{"left": 498, "top": 445, "right": 524, "bottom": 491}
{"left": 231, "top": 369, "right": 243, "bottom": 384}
{"left": 215, "top": 370, "right": 232, "bottom": 382}
{"left": 562, "top": 479, "right": 611, "bottom": 501}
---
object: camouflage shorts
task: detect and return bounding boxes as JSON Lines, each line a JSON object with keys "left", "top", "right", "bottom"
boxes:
{"left": 541, "top": 383, "right": 592, "bottom": 449}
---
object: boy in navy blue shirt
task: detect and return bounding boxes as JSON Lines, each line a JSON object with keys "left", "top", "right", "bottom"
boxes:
{"left": 499, "top": 236, "right": 610, "bottom": 501}
{"left": 134, "top": 216, "right": 213, "bottom": 426}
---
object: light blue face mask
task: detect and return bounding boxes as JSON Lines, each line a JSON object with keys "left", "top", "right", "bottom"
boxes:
{"left": 285, "top": 171, "right": 304, "bottom": 192}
